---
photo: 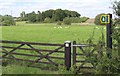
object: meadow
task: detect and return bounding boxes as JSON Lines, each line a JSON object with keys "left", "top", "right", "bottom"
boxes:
{"left": 1, "top": 22, "right": 106, "bottom": 74}
{"left": 2, "top": 22, "right": 105, "bottom": 43}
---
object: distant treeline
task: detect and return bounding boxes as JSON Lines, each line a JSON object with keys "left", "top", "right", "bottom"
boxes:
{"left": 18, "top": 9, "right": 89, "bottom": 23}
{"left": 0, "top": 9, "right": 89, "bottom": 26}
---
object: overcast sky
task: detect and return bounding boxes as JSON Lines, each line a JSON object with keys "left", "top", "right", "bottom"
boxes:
{"left": 0, "top": 0, "right": 119, "bottom": 18}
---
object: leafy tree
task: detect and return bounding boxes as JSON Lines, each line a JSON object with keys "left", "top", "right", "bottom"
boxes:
{"left": 64, "top": 10, "right": 81, "bottom": 17}
{"left": 113, "top": 1, "right": 120, "bottom": 18}
{"left": 42, "top": 9, "right": 54, "bottom": 18}
{"left": 20, "top": 11, "right": 26, "bottom": 21}
{"left": 64, "top": 10, "right": 71, "bottom": 17}
{"left": 42, "top": 9, "right": 81, "bottom": 22}
{"left": 70, "top": 11, "right": 81, "bottom": 17}
{"left": 1, "top": 15, "right": 16, "bottom": 26}
{"left": 27, "top": 11, "right": 36, "bottom": 23}
{"left": 36, "top": 11, "right": 43, "bottom": 22}
{"left": 52, "top": 9, "right": 66, "bottom": 21}
{"left": 42, "top": 10, "right": 54, "bottom": 22}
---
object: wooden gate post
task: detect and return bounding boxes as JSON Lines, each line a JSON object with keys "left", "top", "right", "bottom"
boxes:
{"left": 64, "top": 41, "right": 71, "bottom": 70}
{"left": 73, "top": 41, "right": 76, "bottom": 65}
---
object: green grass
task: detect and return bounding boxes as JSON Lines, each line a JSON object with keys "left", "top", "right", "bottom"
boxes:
{"left": 2, "top": 22, "right": 106, "bottom": 43}
{"left": 1, "top": 22, "right": 106, "bottom": 74}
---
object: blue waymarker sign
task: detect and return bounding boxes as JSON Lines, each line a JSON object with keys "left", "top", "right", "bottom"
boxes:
{"left": 100, "top": 14, "right": 110, "bottom": 24}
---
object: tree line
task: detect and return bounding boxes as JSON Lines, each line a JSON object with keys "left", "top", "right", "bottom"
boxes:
{"left": 0, "top": 9, "right": 89, "bottom": 26}
{"left": 19, "top": 9, "right": 83, "bottom": 22}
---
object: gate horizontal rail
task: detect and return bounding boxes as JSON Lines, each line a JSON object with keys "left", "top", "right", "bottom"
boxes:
{"left": 1, "top": 46, "right": 65, "bottom": 53}
{"left": 72, "top": 44, "right": 96, "bottom": 47}
{"left": 0, "top": 40, "right": 64, "bottom": 46}
{"left": 2, "top": 51, "right": 64, "bottom": 60}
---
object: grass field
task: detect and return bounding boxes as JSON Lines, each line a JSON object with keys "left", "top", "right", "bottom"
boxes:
{"left": 2, "top": 22, "right": 106, "bottom": 43}
{"left": 1, "top": 22, "right": 106, "bottom": 74}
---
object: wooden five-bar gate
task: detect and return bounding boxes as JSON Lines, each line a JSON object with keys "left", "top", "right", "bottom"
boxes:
{"left": 0, "top": 40, "right": 102, "bottom": 72}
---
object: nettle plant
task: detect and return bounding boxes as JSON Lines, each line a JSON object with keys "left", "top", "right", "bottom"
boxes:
{"left": 112, "top": 20, "right": 120, "bottom": 56}
{"left": 112, "top": 21, "right": 120, "bottom": 44}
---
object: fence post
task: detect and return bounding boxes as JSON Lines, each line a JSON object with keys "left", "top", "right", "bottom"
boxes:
{"left": 64, "top": 41, "right": 71, "bottom": 70}
{"left": 73, "top": 41, "right": 76, "bottom": 65}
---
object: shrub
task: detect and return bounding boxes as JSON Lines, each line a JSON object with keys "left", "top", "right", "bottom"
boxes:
{"left": 114, "top": 18, "right": 120, "bottom": 24}
{"left": 80, "top": 17, "right": 89, "bottom": 23}
{"left": 95, "top": 21, "right": 120, "bottom": 74}
{"left": 63, "top": 17, "right": 89, "bottom": 23}
{"left": 94, "top": 13, "right": 106, "bottom": 25}
{"left": 95, "top": 51, "right": 120, "bottom": 74}
{"left": 1, "top": 15, "right": 16, "bottom": 26}
{"left": 63, "top": 17, "right": 71, "bottom": 25}
{"left": 112, "top": 21, "right": 120, "bottom": 43}
{"left": 112, "top": 20, "right": 120, "bottom": 57}
{"left": 27, "top": 12, "right": 36, "bottom": 23}
{"left": 68, "top": 17, "right": 81, "bottom": 23}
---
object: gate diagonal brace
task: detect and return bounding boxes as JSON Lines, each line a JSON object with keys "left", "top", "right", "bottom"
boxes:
{"left": 26, "top": 44, "right": 44, "bottom": 57}
{"left": 78, "top": 46, "right": 96, "bottom": 57}
{"left": 2, "top": 44, "right": 25, "bottom": 57}
{"left": 34, "top": 46, "right": 63, "bottom": 66}
{"left": 78, "top": 46, "right": 87, "bottom": 55}
{"left": 91, "top": 62, "right": 96, "bottom": 69}
{"left": 90, "top": 48, "right": 96, "bottom": 55}
{"left": 26, "top": 44, "right": 49, "bottom": 66}
{"left": 2, "top": 48, "right": 18, "bottom": 61}
{"left": 27, "top": 44, "right": 63, "bottom": 66}
{"left": 77, "top": 47, "right": 97, "bottom": 70}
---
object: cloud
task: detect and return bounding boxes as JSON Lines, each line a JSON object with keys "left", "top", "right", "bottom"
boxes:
{"left": 0, "top": 0, "right": 114, "bottom": 18}
{"left": 0, "top": 0, "right": 16, "bottom": 9}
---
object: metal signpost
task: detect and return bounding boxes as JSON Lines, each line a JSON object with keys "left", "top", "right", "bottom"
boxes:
{"left": 100, "top": 14, "right": 112, "bottom": 59}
